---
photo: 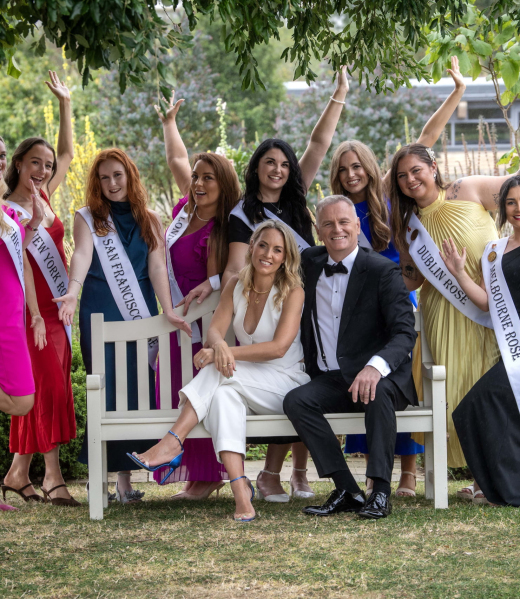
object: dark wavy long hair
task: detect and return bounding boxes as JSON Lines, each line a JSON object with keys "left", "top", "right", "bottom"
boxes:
{"left": 242, "top": 139, "right": 313, "bottom": 240}
{"left": 3, "top": 137, "right": 57, "bottom": 198}
{"left": 187, "top": 152, "right": 241, "bottom": 272}
{"left": 497, "top": 174, "right": 520, "bottom": 230}
{"left": 389, "top": 143, "right": 448, "bottom": 253}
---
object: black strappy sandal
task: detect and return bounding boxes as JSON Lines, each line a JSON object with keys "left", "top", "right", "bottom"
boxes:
{"left": 41, "top": 484, "right": 81, "bottom": 507}
{"left": 1, "top": 482, "right": 45, "bottom": 503}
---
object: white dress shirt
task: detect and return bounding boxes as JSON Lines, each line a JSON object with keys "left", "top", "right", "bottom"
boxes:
{"left": 313, "top": 246, "right": 391, "bottom": 377}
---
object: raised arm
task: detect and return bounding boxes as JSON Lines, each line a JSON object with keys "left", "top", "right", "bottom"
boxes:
{"left": 147, "top": 211, "right": 191, "bottom": 336}
{"left": 383, "top": 56, "right": 466, "bottom": 193}
{"left": 299, "top": 67, "right": 348, "bottom": 191}
{"left": 439, "top": 238, "right": 488, "bottom": 311}
{"left": 417, "top": 56, "right": 466, "bottom": 148}
{"left": 45, "top": 71, "right": 73, "bottom": 197}
{"left": 155, "top": 91, "right": 192, "bottom": 196}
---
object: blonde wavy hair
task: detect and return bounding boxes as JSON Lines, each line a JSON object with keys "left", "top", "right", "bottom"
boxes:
{"left": 329, "top": 140, "right": 391, "bottom": 252}
{"left": 239, "top": 220, "right": 302, "bottom": 310}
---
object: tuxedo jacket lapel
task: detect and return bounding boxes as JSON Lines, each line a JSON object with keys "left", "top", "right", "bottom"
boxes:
{"left": 305, "top": 252, "right": 328, "bottom": 313}
{"left": 338, "top": 248, "right": 368, "bottom": 340}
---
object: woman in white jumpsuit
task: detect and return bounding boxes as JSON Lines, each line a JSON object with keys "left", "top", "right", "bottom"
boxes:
{"left": 129, "top": 220, "right": 309, "bottom": 522}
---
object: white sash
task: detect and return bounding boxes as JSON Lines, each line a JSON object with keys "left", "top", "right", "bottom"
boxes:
{"left": 165, "top": 203, "right": 201, "bottom": 344}
{"left": 8, "top": 201, "right": 72, "bottom": 348}
{"left": 230, "top": 201, "right": 310, "bottom": 253}
{"left": 78, "top": 207, "right": 159, "bottom": 370}
{"left": 406, "top": 212, "right": 493, "bottom": 328}
{"left": 2, "top": 211, "right": 25, "bottom": 303}
{"left": 482, "top": 238, "right": 520, "bottom": 409}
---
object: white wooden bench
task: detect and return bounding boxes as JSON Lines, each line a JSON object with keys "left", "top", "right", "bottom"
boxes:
{"left": 86, "top": 291, "right": 448, "bottom": 520}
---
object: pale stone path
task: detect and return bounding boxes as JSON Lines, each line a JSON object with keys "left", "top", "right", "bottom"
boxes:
{"left": 99, "top": 457, "right": 424, "bottom": 484}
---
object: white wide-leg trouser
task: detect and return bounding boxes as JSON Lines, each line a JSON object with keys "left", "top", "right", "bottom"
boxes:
{"left": 179, "top": 361, "right": 303, "bottom": 462}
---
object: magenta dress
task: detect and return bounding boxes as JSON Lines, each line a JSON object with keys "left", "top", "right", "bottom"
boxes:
{"left": 0, "top": 206, "right": 35, "bottom": 396}
{"left": 155, "top": 197, "right": 227, "bottom": 484}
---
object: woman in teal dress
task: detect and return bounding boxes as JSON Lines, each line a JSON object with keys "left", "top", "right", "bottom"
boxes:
{"left": 58, "top": 148, "right": 190, "bottom": 503}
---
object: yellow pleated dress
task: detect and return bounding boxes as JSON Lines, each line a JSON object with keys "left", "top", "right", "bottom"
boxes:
{"left": 418, "top": 190, "right": 500, "bottom": 467}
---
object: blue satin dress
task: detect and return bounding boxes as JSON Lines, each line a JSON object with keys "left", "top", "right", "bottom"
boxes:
{"left": 344, "top": 199, "right": 424, "bottom": 456}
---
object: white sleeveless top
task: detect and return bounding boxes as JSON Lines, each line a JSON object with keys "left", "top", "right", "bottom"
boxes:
{"left": 232, "top": 280, "right": 305, "bottom": 377}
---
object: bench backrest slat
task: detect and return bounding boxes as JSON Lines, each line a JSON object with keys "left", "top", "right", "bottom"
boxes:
{"left": 115, "top": 340, "right": 128, "bottom": 411}
{"left": 181, "top": 330, "right": 194, "bottom": 387}
{"left": 136, "top": 338, "right": 150, "bottom": 410}
{"left": 158, "top": 333, "right": 172, "bottom": 409}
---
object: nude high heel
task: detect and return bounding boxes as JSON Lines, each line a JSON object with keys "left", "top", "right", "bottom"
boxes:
{"left": 256, "top": 470, "right": 289, "bottom": 503}
{"left": 171, "top": 481, "right": 225, "bottom": 501}
{"left": 289, "top": 468, "right": 315, "bottom": 499}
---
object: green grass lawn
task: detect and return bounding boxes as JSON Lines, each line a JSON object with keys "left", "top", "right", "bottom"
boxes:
{"left": 1, "top": 480, "right": 519, "bottom": 599}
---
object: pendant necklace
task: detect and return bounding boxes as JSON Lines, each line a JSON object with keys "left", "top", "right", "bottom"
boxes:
{"left": 269, "top": 200, "right": 282, "bottom": 215}
{"left": 252, "top": 285, "right": 271, "bottom": 304}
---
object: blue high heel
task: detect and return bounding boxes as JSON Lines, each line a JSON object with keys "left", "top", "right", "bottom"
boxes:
{"left": 126, "top": 431, "right": 184, "bottom": 485}
{"left": 230, "top": 475, "right": 256, "bottom": 523}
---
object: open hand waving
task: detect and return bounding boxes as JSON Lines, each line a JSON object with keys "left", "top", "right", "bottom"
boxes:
{"left": 45, "top": 70, "right": 71, "bottom": 102}
{"left": 154, "top": 90, "right": 184, "bottom": 123}
{"left": 446, "top": 56, "right": 465, "bottom": 92}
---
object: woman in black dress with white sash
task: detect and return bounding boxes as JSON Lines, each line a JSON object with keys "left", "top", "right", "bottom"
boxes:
{"left": 440, "top": 175, "right": 520, "bottom": 506}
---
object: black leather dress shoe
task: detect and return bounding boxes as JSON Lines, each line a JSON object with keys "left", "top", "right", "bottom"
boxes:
{"left": 302, "top": 488, "right": 366, "bottom": 516}
{"left": 358, "top": 491, "right": 392, "bottom": 519}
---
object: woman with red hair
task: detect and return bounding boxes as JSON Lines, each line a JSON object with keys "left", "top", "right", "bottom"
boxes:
{"left": 58, "top": 148, "right": 190, "bottom": 502}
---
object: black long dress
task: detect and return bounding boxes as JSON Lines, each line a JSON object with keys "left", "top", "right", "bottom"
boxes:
{"left": 453, "top": 245, "right": 520, "bottom": 506}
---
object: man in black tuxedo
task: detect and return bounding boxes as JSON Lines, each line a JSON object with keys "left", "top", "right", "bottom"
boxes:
{"left": 284, "top": 195, "right": 417, "bottom": 519}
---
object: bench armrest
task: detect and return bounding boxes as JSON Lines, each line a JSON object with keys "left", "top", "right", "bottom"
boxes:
{"left": 87, "top": 374, "right": 106, "bottom": 390}
{"left": 422, "top": 363, "right": 446, "bottom": 381}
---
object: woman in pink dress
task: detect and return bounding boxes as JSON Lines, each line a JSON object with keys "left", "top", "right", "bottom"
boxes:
{"left": 153, "top": 94, "right": 241, "bottom": 498}
{"left": 0, "top": 185, "right": 43, "bottom": 510}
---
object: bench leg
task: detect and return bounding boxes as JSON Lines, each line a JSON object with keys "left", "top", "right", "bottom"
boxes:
{"left": 88, "top": 440, "right": 104, "bottom": 520}
{"left": 87, "top": 387, "right": 105, "bottom": 520}
{"left": 432, "top": 380, "right": 448, "bottom": 509}
{"left": 424, "top": 432, "right": 434, "bottom": 501}
{"left": 102, "top": 441, "right": 108, "bottom": 509}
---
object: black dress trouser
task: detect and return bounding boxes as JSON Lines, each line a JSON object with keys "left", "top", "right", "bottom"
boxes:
{"left": 284, "top": 370, "right": 409, "bottom": 484}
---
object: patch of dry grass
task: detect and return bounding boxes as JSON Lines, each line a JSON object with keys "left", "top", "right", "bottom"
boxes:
{"left": 1, "top": 481, "right": 519, "bottom": 598}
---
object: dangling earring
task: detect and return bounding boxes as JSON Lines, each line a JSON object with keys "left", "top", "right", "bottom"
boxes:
{"left": 17, "top": 169, "right": 19, "bottom": 174}
{"left": 433, "top": 172, "right": 437, "bottom": 180}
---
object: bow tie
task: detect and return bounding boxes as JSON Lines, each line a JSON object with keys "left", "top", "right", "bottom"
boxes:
{"left": 324, "top": 262, "right": 349, "bottom": 277}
